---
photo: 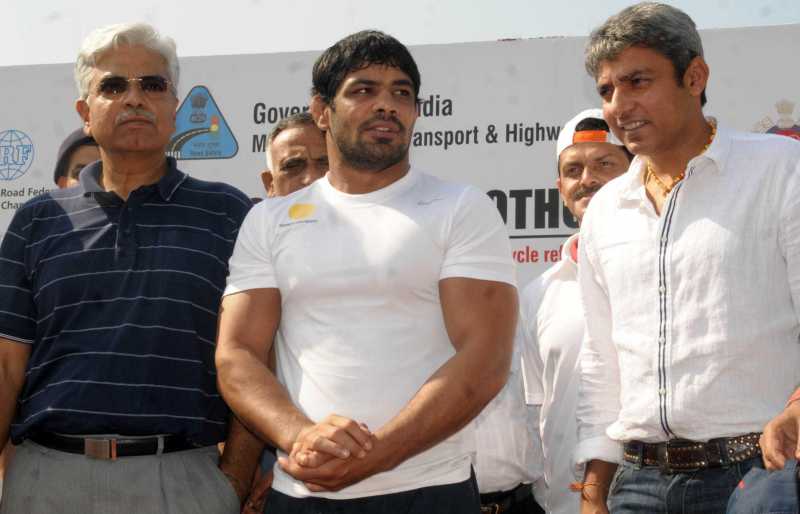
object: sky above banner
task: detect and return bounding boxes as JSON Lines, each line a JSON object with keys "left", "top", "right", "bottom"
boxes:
{"left": 2, "top": 0, "right": 800, "bottom": 67}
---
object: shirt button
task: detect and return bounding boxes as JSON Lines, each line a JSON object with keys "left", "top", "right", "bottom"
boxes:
{"left": 659, "top": 336, "right": 666, "bottom": 344}
{"left": 659, "top": 388, "right": 667, "bottom": 396}
{"left": 661, "top": 236, "right": 667, "bottom": 243}
{"left": 659, "top": 285, "right": 666, "bottom": 294}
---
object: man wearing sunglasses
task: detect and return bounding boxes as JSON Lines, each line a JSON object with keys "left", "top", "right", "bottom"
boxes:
{"left": 0, "top": 23, "right": 260, "bottom": 514}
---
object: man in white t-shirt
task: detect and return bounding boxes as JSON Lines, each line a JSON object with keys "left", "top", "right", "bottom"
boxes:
{"left": 215, "top": 30, "right": 518, "bottom": 514}
{"left": 520, "top": 109, "right": 630, "bottom": 514}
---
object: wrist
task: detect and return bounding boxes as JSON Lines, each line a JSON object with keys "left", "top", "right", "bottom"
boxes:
{"left": 571, "top": 481, "right": 608, "bottom": 503}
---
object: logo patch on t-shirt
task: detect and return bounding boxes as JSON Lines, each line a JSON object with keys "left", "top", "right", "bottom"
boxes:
{"left": 288, "top": 203, "right": 316, "bottom": 220}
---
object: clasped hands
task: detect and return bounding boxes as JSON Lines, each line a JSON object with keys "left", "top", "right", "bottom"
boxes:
{"left": 278, "top": 414, "right": 380, "bottom": 492}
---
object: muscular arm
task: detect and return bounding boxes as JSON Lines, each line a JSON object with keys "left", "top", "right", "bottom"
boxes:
{"left": 215, "top": 289, "right": 371, "bottom": 462}
{"left": 0, "top": 338, "right": 31, "bottom": 449}
{"left": 377, "top": 277, "right": 517, "bottom": 464}
{"left": 282, "top": 277, "right": 518, "bottom": 491}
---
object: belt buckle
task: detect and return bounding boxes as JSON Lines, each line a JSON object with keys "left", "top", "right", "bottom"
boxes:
{"left": 658, "top": 440, "right": 674, "bottom": 474}
{"left": 84, "top": 438, "right": 117, "bottom": 460}
{"left": 480, "top": 504, "right": 500, "bottom": 514}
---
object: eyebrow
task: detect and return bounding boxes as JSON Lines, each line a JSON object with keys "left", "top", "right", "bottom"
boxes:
{"left": 347, "top": 78, "right": 414, "bottom": 88}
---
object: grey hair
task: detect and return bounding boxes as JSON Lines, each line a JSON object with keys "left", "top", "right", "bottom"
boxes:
{"left": 75, "top": 22, "right": 179, "bottom": 99}
{"left": 585, "top": 2, "right": 706, "bottom": 105}
{"left": 265, "top": 112, "right": 318, "bottom": 170}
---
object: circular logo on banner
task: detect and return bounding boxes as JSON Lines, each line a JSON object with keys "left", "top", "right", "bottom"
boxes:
{"left": 0, "top": 129, "right": 35, "bottom": 181}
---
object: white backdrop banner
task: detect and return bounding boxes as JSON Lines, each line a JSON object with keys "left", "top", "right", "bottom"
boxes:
{"left": 2, "top": 25, "right": 799, "bottom": 286}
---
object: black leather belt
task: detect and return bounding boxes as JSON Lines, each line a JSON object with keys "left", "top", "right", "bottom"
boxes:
{"left": 623, "top": 433, "right": 761, "bottom": 474}
{"left": 30, "top": 433, "right": 197, "bottom": 460}
{"left": 479, "top": 483, "right": 532, "bottom": 514}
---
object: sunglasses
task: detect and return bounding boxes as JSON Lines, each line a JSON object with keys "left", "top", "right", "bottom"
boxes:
{"left": 95, "top": 75, "right": 172, "bottom": 97}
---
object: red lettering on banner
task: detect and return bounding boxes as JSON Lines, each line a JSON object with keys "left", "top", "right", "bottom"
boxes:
{"left": 544, "top": 249, "right": 561, "bottom": 262}
{"left": 512, "top": 245, "right": 539, "bottom": 263}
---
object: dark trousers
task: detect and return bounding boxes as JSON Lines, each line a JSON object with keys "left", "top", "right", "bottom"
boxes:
{"left": 608, "top": 457, "right": 761, "bottom": 514}
{"left": 479, "top": 484, "right": 544, "bottom": 514}
{"left": 264, "top": 473, "right": 480, "bottom": 514}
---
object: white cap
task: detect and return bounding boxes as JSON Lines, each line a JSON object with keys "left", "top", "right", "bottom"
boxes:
{"left": 556, "top": 108, "right": 623, "bottom": 159}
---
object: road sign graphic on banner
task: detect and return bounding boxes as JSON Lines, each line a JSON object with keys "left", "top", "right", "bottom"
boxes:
{"left": 168, "top": 85, "right": 238, "bottom": 160}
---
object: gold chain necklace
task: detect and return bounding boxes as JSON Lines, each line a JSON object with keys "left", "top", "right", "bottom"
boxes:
{"left": 646, "top": 123, "right": 716, "bottom": 195}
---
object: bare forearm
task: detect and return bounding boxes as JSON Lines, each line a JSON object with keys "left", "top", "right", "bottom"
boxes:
{"left": 219, "top": 416, "right": 265, "bottom": 500}
{"left": 217, "top": 346, "right": 312, "bottom": 453}
{"left": 582, "top": 459, "right": 617, "bottom": 504}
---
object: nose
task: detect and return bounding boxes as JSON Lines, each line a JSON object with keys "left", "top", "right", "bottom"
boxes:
{"left": 580, "top": 165, "right": 600, "bottom": 187}
{"left": 121, "top": 80, "right": 147, "bottom": 107}
{"left": 373, "top": 88, "right": 397, "bottom": 116}
{"left": 606, "top": 87, "right": 632, "bottom": 122}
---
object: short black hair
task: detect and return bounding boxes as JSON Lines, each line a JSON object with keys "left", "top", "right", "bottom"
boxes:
{"left": 312, "top": 30, "right": 421, "bottom": 105}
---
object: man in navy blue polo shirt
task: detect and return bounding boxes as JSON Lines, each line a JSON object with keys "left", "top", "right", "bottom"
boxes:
{"left": 0, "top": 22, "right": 260, "bottom": 514}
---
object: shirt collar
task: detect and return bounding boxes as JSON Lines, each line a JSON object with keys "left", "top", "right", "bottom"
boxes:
{"left": 615, "top": 118, "right": 731, "bottom": 208}
{"left": 696, "top": 118, "right": 730, "bottom": 175}
{"left": 78, "top": 157, "right": 186, "bottom": 201}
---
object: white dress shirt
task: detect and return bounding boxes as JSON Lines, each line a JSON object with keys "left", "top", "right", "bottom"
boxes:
{"left": 576, "top": 124, "right": 800, "bottom": 465}
{"left": 474, "top": 332, "right": 544, "bottom": 493}
{"left": 520, "top": 233, "right": 582, "bottom": 514}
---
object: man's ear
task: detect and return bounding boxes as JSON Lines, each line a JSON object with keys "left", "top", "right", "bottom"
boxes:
{"left": 76, "top": 99, "right": 92, "bottom": 136}
{"left": 683, "top": 56, "right": 709, "bottom": 99}
{"left": 310, "top": 95, "right": 330, "bottom": 132}
{"left": 260, "top": 170, "right": 274, "bottom": 197}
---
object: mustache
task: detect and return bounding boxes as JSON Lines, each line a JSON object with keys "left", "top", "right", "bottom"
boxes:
{"left": 360, "top": 114, "right": 404, "bottom": 133}
{"left": 573, "top": 184, "right": 602, "bottom": 201}
{"left": 115, "top": 108, "right": 156, "bottom": 124}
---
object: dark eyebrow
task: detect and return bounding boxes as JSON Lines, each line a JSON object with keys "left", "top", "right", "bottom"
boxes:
{"left": 347, "top": 78, "right": 414, "bottom": 88}
{"left": 591, "top": 152, "right": 615, "bottom": 161}
{"left": 349, "top": 79, "right": 379, "bottom": 88}
{"left": 619, "top": 68, "right": 651, "bottom": 82}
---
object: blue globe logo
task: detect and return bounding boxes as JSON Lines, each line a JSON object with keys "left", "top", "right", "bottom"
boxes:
{"left": 0, "top": 129, "right": 35, "bottom": 181}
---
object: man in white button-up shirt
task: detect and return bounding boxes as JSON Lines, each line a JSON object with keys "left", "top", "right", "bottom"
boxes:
{"left": 575, "top": 3, "right": 800, "bottom": 514}
{"left": 519, "top": 109, "right": 630, "bottom": 514}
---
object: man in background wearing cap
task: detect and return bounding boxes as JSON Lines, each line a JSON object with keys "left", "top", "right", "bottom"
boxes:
{"left": 52, "top": 128, "right": 100, "bottom": 188}
{"left": 518, "top": 109, "right": 630, "bottom": 514}
{"left": 575, "top": 3, "right": 800, "bottom": 513}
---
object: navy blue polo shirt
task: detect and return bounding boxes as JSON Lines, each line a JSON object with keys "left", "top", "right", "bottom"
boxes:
{"left": 0, "top": 158, "right": 251, "bottom": 446}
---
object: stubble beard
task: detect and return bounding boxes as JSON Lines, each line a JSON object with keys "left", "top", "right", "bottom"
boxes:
{"left": 331, "top": 116, "right": 409, "bottom": 172}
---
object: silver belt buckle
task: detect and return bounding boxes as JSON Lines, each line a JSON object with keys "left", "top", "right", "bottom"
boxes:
{"left": 84, "top": 438, "right": 117, "bottom": 460}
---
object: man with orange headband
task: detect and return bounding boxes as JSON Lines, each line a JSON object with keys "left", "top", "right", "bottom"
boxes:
{"left": 519, "top": 108, "right": 630, "bottom": 514}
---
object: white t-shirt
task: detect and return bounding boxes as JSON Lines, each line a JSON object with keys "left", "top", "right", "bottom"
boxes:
{"left": 521, "top": 233, "right": 582, "bottom": 514}
{"left": 225, "top": 168, "right": 516, "bottom": 499}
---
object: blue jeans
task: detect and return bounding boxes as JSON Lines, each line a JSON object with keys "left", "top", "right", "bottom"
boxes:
{"left": 608, "top": 457, "right": 761, "bottom": 514}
